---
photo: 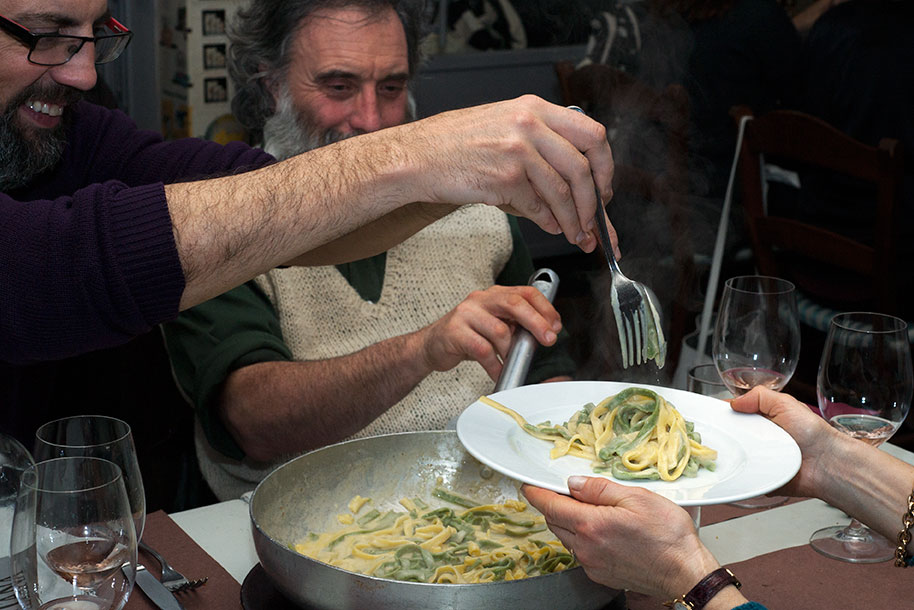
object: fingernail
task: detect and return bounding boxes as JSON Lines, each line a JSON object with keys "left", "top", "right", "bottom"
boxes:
{"left": 586, "top": 218, "right": 596, "bottom": 231}
{"left": 567, "top": 476, "right": 586, "bottom": 491}
{"left": 575, "top": 231, "right": 587, "bottom": 244}
{"left": 545, "top": 330, "right": 557, "bottom": 343}
{"left": 552, "top": 319, "right": 562, "bottom": 332}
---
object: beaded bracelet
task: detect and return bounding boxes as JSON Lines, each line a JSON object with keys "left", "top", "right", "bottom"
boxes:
{"left": 895, "top": 488, "right": 914, "bottom": 568}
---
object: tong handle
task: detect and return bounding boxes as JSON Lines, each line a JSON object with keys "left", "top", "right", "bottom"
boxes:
{"left": 494, "top": 268, "right": 560, "bottom": 392}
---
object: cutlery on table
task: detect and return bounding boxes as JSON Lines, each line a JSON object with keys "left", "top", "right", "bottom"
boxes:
{"left": 139, "top": 540, "right": 208, "bottom": 592}
{"left": 131, "top": 564, "right": 186, "bottom": 610}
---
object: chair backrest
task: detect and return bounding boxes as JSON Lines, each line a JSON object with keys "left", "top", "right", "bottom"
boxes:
{"left": 730, "top": 106, "right": 905, "bottom": 317}
{"left": 555, "top": 60, "right": 697, "bottom": 373}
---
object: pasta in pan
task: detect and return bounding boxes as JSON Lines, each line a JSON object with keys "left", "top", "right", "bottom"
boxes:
{"left": 293, "top": 488, "right": 575, "bottom": 583}
{"left": 481, "top": 386, "right": 717, "bottom": 481}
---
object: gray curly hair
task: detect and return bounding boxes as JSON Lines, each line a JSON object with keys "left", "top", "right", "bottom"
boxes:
{"left": 228, "top": 0, "right": 426, "bottom": 144}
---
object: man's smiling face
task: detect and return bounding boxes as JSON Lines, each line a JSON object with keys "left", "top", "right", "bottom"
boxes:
{"left": 0, "top": 0, "right": 105, "bottom": 188}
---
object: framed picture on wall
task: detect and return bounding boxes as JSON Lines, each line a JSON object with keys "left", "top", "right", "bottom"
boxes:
{"left": 201, "top": 10, "right": 226, "bottom": 36}
{"left": 204, "top": 77, "right": 228, "bottom": 103}
{"left": 203, "top": 44, "right": 226, "bottom": 69}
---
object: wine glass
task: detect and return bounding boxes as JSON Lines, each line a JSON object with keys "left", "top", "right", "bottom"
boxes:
{"left": 2, "top": 434, "right": 36, "bottom": 610}
{"left": 809, "top": 312, "right": 913, "bottom": 563}
{"left": 10, "top": 457, "right": 137, "bottom": 610}
{"left": 33, "top": 417, "right": 145, "bottom": 542}
{"left": 713, "top": 275, "right": 800, "bottom": 508}
{"left": 687, "top": 363, "right": 733, "bottom": 400}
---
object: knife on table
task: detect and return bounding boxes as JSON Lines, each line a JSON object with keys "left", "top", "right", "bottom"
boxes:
{"left": 128, "top": 564, "right": 186, "bottom": 610}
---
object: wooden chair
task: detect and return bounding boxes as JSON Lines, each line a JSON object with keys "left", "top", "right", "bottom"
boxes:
{"left": 554, "top": 60, "right": 699, "bottom": 378}
{"left": 729, "top": 105, "right": 906, "bottom": 402}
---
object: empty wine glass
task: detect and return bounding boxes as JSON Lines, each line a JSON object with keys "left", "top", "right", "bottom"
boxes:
{"left": 2, "top": 434, "right": 35, "bottom": 610}
{"left": 713, "top": 275, "right": 800, "bottom": 508}
{"left": 10, "top": 457, "right": 137, "bottom": 610}
{"left": 809, "top": 312, "right": 913, "bottom": 563}
{"left": 33, "top": 417, "right": 145, "bottom": 542}
{"left": 687, "top": 363, "right": 733, "bottom": 400}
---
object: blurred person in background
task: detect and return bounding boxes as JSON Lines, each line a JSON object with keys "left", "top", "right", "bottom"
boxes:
{"left": 795, "top": 0, "right": 913, "bottom": 319}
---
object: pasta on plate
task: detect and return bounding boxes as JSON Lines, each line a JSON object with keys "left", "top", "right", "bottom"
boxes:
{"left": 481, "top": 386, "right": 717, "bottom": 481}
{"left": 293, "top": 488, "right": 575, "bottom": 583}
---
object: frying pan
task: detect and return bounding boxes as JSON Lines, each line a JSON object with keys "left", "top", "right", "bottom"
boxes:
{"left": 249, "top": 430, "right": 621, "bottom": 610}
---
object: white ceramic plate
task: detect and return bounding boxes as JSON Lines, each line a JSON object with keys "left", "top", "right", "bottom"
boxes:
{"left": 456, "top": 381, "right": 801, "bottom": 506}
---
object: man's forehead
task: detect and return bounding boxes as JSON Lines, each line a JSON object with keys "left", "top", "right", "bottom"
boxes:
{"left": 1, "top": 0, "right": 109, "bottom": 21}
{"left": 294, "top": 6, "right": 408, "bottom": 74}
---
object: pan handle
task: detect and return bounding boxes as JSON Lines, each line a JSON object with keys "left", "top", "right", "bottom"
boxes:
{"left": 494, "top": 268, "right": 560, "bottom": 392}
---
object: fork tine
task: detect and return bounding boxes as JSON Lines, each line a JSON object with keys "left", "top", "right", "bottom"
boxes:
{"left": 610, "top": 289, "right": 629, "bottom": 368}
{"left": 623, "top": 313, "right": 636, "bottom": 369}
{"left": 170, "top": 577, "right": 209, "bottom": 593}
{"left": 633, "top": 308, "right": 645, "bottom": 366}
{"left": 626, "top": 308, "right": 637, "bottom": 366}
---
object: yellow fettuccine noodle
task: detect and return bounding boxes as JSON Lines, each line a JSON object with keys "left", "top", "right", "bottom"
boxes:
{"left": 481, "top": 387, "right": 717, "bottom": 481}
{"left": 294, "top": 489, "right": 575, "bottom": 583}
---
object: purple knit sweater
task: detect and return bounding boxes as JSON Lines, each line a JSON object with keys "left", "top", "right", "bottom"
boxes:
{"left": 1, "top": 101, "right": 274, "bottom": 364}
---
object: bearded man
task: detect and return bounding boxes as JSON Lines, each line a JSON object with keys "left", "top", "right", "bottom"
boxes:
{"left": 163, "top": 0, "right": 578, "bottom": 500}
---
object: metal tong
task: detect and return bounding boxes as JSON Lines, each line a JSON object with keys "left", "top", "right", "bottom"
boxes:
{"left": 495, "top": 268, "right": 560, "bottom": 391}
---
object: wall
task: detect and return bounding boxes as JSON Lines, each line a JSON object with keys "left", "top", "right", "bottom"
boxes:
{"left": 414, "top": 45, "right": 586, "bottom": 118}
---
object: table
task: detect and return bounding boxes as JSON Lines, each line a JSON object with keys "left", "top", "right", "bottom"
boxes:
{"left": 135, "top": 443, "right": 914, "bottom": 609}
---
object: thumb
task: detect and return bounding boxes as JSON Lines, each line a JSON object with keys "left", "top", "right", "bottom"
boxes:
{"left": 567, "top": 475, "right": 628, "bottom": 506}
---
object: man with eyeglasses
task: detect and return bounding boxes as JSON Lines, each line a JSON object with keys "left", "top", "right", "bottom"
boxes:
{"left": 0, "top": 0, "right": 615, "bottom": 365}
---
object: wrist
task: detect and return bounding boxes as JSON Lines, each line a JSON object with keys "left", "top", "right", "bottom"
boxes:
{"left": 663, "top": 545, "right": 722, "bottom": 602}
{"left": 811, "top": 431, "right": 863, "bottom": 506}
{"left": 400, "top": 328, "right": 437, "bottom": 379}
{"left": 665, "top": 567, "right": 747, "bottom": 610}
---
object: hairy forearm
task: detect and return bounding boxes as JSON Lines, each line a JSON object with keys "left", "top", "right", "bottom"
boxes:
{"left": 814, "top": 435, "right": 914, "bottom": 550}
{"left": 170, "top": 131, "right": 419, "bottom": 310}
{"left": 220, "top": 330, "right": 433, "bottom": 461}
{"left": 284, "top": 202, "right": 454, "bottom": 266}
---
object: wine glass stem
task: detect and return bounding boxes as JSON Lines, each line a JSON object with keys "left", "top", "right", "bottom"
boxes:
{"left": 842, "top": 518, "right": 871, "bottom": 541}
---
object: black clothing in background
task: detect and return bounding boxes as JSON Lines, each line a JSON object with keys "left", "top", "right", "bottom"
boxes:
{"left": 638, "top": 0, "right": 803, "bottom": 201}
{"left": 796, "top": 0, "right": 914, "bottom": 247}
{"left": 0, "top": 332, "right": 213, "bottom": 513}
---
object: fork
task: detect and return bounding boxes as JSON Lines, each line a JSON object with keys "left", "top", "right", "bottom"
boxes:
{"left": 567, "top": 105, "right": 667, "bottom": 369}
{"left": 139, "top": 540, "right": 208, "bottom": 592}
{"left": 592, "top": 198, "right": 649, "bottom": 369}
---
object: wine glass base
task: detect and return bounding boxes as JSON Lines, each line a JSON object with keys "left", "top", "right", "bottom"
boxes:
{"left": 728, "top": 495, "right": 788, "bottom": 509}
{"left": 809, "top": 524, "right": 895, "bottom": 563}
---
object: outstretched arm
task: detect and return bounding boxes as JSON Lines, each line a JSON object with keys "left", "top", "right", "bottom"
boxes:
{"left": 220, "top": 284, "right": 563, "bottom": 461}
{"left": 171, "top": 96, "right": 613, "bottom": 310}
{"left": 730, "top": 387, "right": 914, "bottom": 550}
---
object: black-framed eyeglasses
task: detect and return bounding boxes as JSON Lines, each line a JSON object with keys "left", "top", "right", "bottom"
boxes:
{"left": 0, "top": 14, "right": 132, "bottom": 66}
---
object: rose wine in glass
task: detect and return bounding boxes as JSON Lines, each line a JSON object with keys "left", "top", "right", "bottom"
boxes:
{"left": 809, "top": 312, "right": 913, "bottom": 562}
{"left": 10, "top": 457, "right": 137, "bottom": 610}
{"left": 713, "top": 275, "right": 800, "bottom": 507}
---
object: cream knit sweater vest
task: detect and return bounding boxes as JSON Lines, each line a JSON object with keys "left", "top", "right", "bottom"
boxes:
{"left": 197, "top": 204, "right": 514, "bottom": 500}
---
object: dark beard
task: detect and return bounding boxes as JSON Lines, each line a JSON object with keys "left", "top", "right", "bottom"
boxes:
{"left": 0, "top": 84, "right": 79, "bottom": 191}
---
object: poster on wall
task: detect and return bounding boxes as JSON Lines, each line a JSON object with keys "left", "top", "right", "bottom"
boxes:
{"left": 201, "top": 9, "right": 226, "bottom": 35}
{"left": 203, "top": 43, "right": 226, "bottom": 69}
{"left": 204, "top": 77, "right": 228, "bottom": 103}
